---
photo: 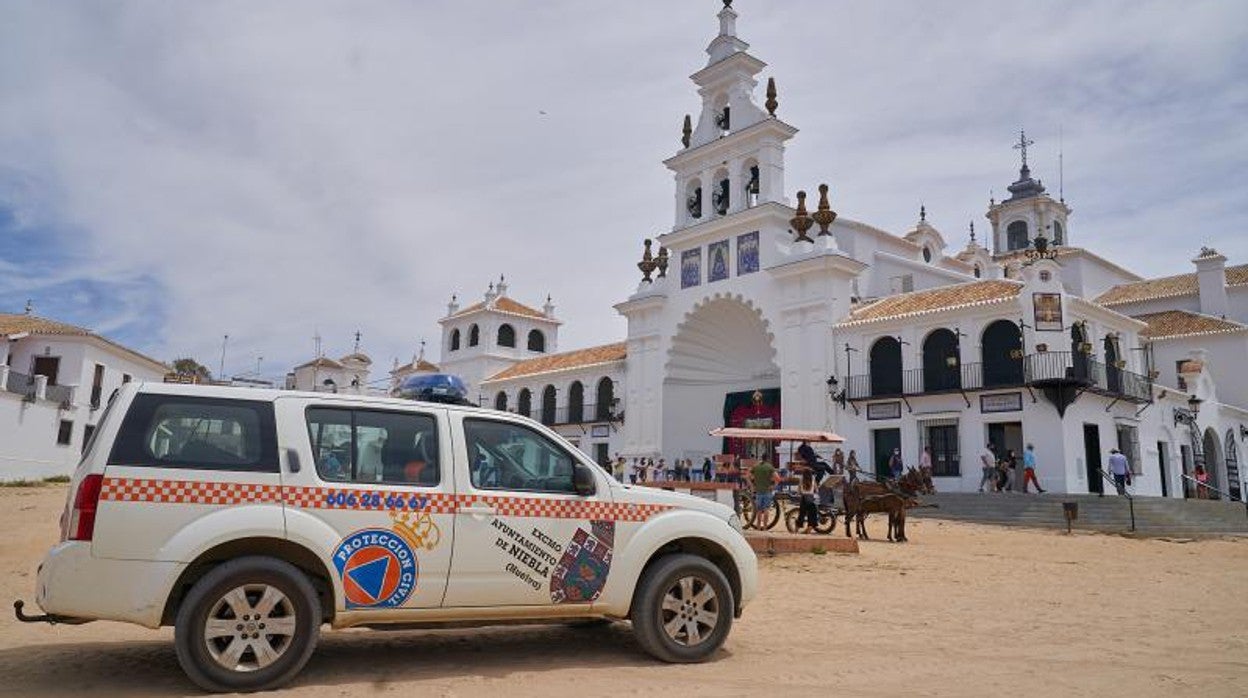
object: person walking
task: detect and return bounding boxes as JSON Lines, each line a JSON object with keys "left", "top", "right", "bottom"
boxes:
{"left": 1107, "top": 448, "right": 1131, "bottom": 495}
{"left": 846, "top": 450, "right": 861, "bottom": 483}
{"left": 1193, "top": 464, "right": 1210, "bottom": 498}
{"left": 1003, "top": 449, "right": 1018, "bottom": 492}
{"left": 919, "top": 445, "right": 933, "bottom": 480}
{"left": 978, "top": 443, "right": 997, "bottom": 492}
{"left": 1021, "top": 444, "right": 1046, "bottom": 493}
{"left": 751, "top": 458, "right": 780, "bottom": 529}
{"left": 888, "top": 448, "right": 904, "bottom": 480}
{"left": 702, "top": 456, "right": 714, "bottom": 483}
{"left": 795, "top": 470, "right": 819, "bottom": 534}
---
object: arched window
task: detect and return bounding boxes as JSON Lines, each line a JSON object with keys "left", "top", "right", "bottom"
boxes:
{"left": 468, "top": 324, "right": 480, "bottom": 347}
{"left": 494, "top": 391, "right": 508, "bottom": 411}
{"left": 1052, "top": 220, "right": 1064, "bottom": 245}
{"left": 1007, "top": 221, "right": 1029, "bottom": 250}
{"left": 741, "top": 159, "right": 760, "bottom": 208}
{"left": 922, "top": 246, "right": 932, "bottom": 263}
{"left": 1226, "top": 430, "right": 1241, "bottom": 501}
{"left": 686, "top": 179, "right": 703, "bottom": 221}
{"left": 973, "top": 265, "right": 982, "bottom": 278}
{"left": 449, "top": 328, "right": 461, "bottom": 351}
{"left": 527, "top": 329, "right": 546, "bottom": 353}
{"left": 595, "top": 377, "right": 614, "bottom": 421}
{"left": 567, "top": 381, "right": 584, "bottom": 424}
{"left": 517, "top": 388, "right": 532, "bottom": 417}
{"left": 497, "top": 323, "right": 515, "bottom": 348}
{"left": 541, "top": 385, "right": 557, "bottom": 425}
{"left": 922, "top": 329, "right": 960, "bottom": 392}
{"left": 981, "top": 320, "right": 1024, "bottom": 387}
{"left": 869, "top": 336, "right": 903, "bottom": 397}
{"left": 712, "top": 168, "right": 730, "bottom": 216}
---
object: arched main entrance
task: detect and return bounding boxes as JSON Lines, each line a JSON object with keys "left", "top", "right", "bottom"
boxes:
{"left": 662, "top": 296, "right": 779, "bottom": 463}
{"left": 1203, "top": 428, "right": 1224, "bottom": 498}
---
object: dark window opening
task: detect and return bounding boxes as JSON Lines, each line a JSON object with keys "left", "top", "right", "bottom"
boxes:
{"left": 450, "top": 329, "right": 461, "bottom": 352}
{"left": 57, "top": 420, "right": 73, "bottom": 446}
{"left": 1007, "top": 221, "right": 1029, "bottom": 250}
{"left": 468, "top": 324, "right": 480, "bottom": 347}
{"left": 497, "top": 324, "right": 516, "bottom": 348}
{"left": 527, "top": 329, "right": 546, "bottom": 353}
{"left": 981, "top": 320, "right": 1024, "bottom": 387}
{"left": 869, "top": 337, "right": 903, "bottom": 397}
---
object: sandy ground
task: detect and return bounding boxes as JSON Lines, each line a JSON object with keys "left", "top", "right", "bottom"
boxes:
{"left": 0, "top": 485, "right": 1244, "bottom": 697}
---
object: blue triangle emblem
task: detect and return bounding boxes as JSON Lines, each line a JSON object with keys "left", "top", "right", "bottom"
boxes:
{"left": 346, "top": 555, "right": 391, "bottom": 602}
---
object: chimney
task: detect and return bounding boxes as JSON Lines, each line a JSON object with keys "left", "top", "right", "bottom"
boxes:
{"left": 1193, "top": 247, "right": 1228, "bottom": 318}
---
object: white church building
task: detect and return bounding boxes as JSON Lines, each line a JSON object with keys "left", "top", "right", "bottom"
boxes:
{"left": 435, "top": 2, "right": 1247, "bottom": 500}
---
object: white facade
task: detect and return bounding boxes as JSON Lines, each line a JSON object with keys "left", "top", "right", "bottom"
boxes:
{"left": 1, "top": 314, "right": 167, "bottom": 480}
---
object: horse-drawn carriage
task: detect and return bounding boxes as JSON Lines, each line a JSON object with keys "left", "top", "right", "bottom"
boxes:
{"left": 708, "top": 427, "right": 934, "bottom": 542}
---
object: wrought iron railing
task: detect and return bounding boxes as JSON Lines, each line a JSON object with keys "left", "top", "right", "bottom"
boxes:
{"left": 845, "top": 351, "right": 1151, "bottom": 403}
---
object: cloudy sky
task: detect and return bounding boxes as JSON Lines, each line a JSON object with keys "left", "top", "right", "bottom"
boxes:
{"left": 2, "top": 0, "right": 1245, "bottom": 383}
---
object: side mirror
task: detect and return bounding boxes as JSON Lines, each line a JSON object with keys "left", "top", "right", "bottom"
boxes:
{"left": 573, "top": 462, "right": 597, "bottom": 497}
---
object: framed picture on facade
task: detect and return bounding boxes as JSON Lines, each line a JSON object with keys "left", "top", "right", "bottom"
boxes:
{"left": 737, "top": 231, "right": 759, "bottom": 275}
{"left": 681, "top": 248, "right": 701, "bottom": 288}
{"left": 708, "top": 240, "right": 730, "bottom": 283}
{"left": 1033, "top": 292, "right": 1063, "bottom": 332}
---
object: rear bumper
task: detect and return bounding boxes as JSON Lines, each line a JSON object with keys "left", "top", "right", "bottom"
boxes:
{"left": 36, "top": 542, "right": 184, "bottom": 629}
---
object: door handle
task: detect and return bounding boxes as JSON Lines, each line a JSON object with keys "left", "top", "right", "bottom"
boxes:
{"left": 457, "top": 505, "right": 497, "bottom": 517}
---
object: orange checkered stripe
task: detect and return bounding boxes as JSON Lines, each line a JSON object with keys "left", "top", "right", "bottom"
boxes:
{"left": 99, "top": 478, "right": 671, "bottom": 522}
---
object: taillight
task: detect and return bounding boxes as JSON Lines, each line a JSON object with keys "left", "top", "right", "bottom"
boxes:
{"left": 67, "top": 474, "right": 104, "bottom": 542}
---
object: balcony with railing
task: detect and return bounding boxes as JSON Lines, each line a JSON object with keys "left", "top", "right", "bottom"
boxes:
{"left": 0, "top": 369, "right": 75, "bottom": 407}
{"left": 843, "top": 351, "right": 1151, "bottom": 405}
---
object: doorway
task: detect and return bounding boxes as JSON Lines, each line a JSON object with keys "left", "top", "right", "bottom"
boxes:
{"left": 986, "top": 422, "right": 1023, "bottom": 463}
{"left": 31, "top": 356, "right": 60, "bottom": 386}
{"left": 1083, "top": 424, "right": 1103, "bottom": 494}
{"left": 873, "top": 428, "right": 901, "bottom": 481}
{"left": 1157, "top": 442, "right": 1169, "bottom": 498}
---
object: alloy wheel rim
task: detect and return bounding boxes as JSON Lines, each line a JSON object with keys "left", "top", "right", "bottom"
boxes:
{"left": 203, "top": 584, "right": 297, "bottom": 672}
{"left": 660, "top": 575, "right": 719, "bottom": 647}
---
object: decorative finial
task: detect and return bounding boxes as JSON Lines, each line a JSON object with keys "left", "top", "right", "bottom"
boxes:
{"left": 989, "top": 190, "right": 995, "bottom": 207}
{"left": 1013, "top": 128, "right": 1035, "bottom": 173}
{"left": 920, "top": 204, "right": 926, "bottom": 222}
{"left": 969, "top": 221, "right": 976, "bottom": 244}
{"left": 23, "top": 299, "right": 33, "bottom": 315}
{"left": 790, "top": 191, "right": 814, "bottom": 243}
{"left": 418, "top": 339, "right": 426, "bottom": 362}
{"left": 637, "top": 239, "right": 657, "bottom": 282}
{"left": 681, "top": 114, "right": 692, "bottom": 148}
{"left": 656, "top": 246, "right": 670, "bottom": 278}
{"left": 723, "top": 0, "right": 732, "bottom": 7}
{"left": 812, "top": 184, "right": 837, "bottom": 236}
{"left": 451, "top": 293, "right": 457, "bottom": 303}
{"left": 488, "top": 281, "right": 494, "bottom": 292}
{"left": 353, "top": 331, "right": 361, "bottom": 354}
{"left": 765, "top": 77, "right": 778, "bottom": 116}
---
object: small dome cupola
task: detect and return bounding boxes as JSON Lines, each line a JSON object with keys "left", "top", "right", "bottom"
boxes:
{"left": 903, "top": 205, "right": 947, "bottom": 263}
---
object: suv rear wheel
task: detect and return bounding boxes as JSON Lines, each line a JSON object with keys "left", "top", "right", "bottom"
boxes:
{"left": 630, "top": 554, "right": 734, "bottom": 663}
{"left": 174, "top": 556, "right": 321, "bottom": 693}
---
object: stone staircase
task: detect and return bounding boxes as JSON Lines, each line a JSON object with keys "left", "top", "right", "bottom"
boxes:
{"left": 907, "top": 492, "right": 1248, "bottom": 537}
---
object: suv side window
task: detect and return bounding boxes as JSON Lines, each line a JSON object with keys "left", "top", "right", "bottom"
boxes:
{"left": 463, "top": 418, "right": 582, "bottom": 494}
{"left": 306, "top": 407, "right": 439, "bottom": 486}
{"left": 108, "top": 393, "right": 278, "bottom": 472}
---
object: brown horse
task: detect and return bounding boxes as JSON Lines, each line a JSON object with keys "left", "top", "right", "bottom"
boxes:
{"left": 842, "top": 479, "right": 916, "bottom": 542}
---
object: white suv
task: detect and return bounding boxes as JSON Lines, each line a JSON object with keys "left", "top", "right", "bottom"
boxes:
{"left": 20, "top": 382, "right": 756, "bottom": 692}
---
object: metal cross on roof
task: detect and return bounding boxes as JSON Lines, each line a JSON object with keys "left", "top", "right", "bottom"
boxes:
{"left": 1013, "top": 129, "right": 1035, "bottom": 168}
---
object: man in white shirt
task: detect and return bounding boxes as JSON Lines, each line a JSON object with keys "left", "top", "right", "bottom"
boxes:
{"left": 978, "top": 443, "right": 997, "bottom": 493}
{"left": 1107, "top": 448, "right": 1131, "bottom": 495}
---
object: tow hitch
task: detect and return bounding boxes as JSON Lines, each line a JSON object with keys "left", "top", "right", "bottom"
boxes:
{"left": 13, "top": 600, "right": 90, "bottom": 625}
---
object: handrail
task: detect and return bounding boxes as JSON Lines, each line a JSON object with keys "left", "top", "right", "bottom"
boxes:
{"left": 1179, "top": 473, "right": 1247, "bottom": 519}
{"left": 1097, "top": 467, "right": 1135, "bottom": 531}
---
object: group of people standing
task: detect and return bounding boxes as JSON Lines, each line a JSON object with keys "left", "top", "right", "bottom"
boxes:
{"left": 613, "top": 455, "right": 719, "bottom": 484}
{"left": 978, "top": 442, "right": 1046, "bottom": 494}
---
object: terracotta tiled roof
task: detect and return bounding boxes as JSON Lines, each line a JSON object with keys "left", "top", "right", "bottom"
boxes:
{"left": 483, "top": 342, "right": 627, "bottom": 382}
{"left": 392, "top": 359, "right": 440, "bottom": 374}
{"left": 450, "top": 296, "right": 547, "bottom": 320}
{"left": 837, "top": 280, "right": 1022, "bottom": 326}
{"left": 1136, "top": 310, "right": 1247, "bottom": 340}
{"left": 1096, "top": 263, "right": 1248, "bottom": 306}
{"left": 294, "top": 357, "right": 344, "bottom": 370}
{"left": 0, "top": 312, "right": 167, "bottom": 371}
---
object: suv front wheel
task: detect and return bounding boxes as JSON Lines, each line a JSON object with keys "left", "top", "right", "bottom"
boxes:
{"left": 630, "top": 554, "right": 734, "bottom": 663}
{"left": 174, "top": 556, "right": 322, "bottom": 693}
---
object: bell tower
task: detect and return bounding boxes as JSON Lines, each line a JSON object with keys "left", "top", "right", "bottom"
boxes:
{"left": 666, "top": 0, "right": 797, "bottom": 231}
{"left": 986, "top": 130, "right": 1072, "bottom": 256}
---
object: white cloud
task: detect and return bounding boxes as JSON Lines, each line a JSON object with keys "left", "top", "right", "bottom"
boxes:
{"left": 1, "top": 0, "right": 1245, "bottom": 381}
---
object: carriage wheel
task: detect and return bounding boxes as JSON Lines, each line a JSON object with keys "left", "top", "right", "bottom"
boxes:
{"left": 737, "top": 493, "right": 755, "bottom": 529}
{"left": 783, "top": 507, "right": 800, "bottom": 533}
{"left": 815, "top": 508, "right": 838, "bottom": 534}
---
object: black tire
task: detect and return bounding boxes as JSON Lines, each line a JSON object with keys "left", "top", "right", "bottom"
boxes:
{"left": 174, "top": 556, "right": 321, "bottom": 693}
{"left": 631, "top": 554, "right": 734, "bottom": 663}
{"left": 757, "top": 499, "right": 782, "bottom": 531}
{"left": 784, "top": 507, "right": 801, "bottom": 533}
{"left": 815, "top": 508, "right": 837, "bottom": 534}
